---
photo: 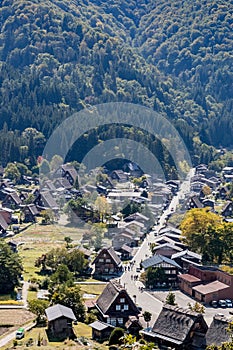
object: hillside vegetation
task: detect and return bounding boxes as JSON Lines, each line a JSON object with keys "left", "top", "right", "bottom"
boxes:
{"left": 0, "top": 0, "right": 232, "bottom": 167}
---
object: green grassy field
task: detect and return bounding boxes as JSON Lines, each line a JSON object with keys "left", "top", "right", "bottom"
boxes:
{"left": 12, "top": 223, "right": 86, "bottom": 281}
{"left": 2, "top": 323, "right": 108, "bottom": 350}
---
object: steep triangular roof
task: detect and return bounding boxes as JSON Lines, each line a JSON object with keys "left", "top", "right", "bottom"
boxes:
{"left": 92, "top": 247, "right": 121, "bottom": 267}
{"left": 203, "top": 315, "right": 231, "bottom": 347}
{"left": 151, "top": 304, "right": 208, "bottom": 345}
{"left": 96, "top": 280, "right": 139, "bottom": 316}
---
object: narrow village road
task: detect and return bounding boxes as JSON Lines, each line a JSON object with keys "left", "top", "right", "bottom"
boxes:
{"left": 0, "top": 321, "right": 36, "bottom": 348}
{"left": 120, "top": 168, "right": 195, "bottom": 326}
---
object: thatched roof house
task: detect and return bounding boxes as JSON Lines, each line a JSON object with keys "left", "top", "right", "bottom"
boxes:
{"left": 141, "top": 304, "right": 208, "bottom": 349}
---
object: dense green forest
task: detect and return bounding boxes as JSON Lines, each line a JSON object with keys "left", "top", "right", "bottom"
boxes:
{"left": 0, "top": 0, "right": 232, "bottom": 170}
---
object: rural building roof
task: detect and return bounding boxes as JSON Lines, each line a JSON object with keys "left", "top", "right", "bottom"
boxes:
{"left": 172, "top": 249, "right": 201, "bottom": 261}
{"left": 45, "top": 304, "right": 76, "bottom": 322}
{"left": 0, "top": 214, "right": 8, "bottom": 230}
{"left": 23, "top": 204, "right": 39, "bottom": 216}
{"left": 39, "top": 192, "right": 59, "bottom": 210}
{"left": 179, "top": 274, "right": 202, "bottom": 283}
{"left": 124, "top": 212, "right": 149, "bottom": 222}
{"left": 192, "top": 280, "right": 230, "bottom": 295}
{"left": 120, "top": 244, "right": 133, "bottom": 253}
{"left": 203, "top": 315, "right": 231, "bottom": 347}
{"left": 158, "top": 226, "right": 181, "bottom": 235}
{"left": 125, "top": 220, "right": 145, "bottom": 228}
{"left": 89, "top": 320, "right": 114, "bottom": 331}
{"left": 141, "top": 254, "right": 181, "bottom": 270}
{"left": 96, "top": 280, "right": 124, "bottom": 315}
{"left": 54, "top": 177, "right": 72, "bottom": 189}
{"left": 153, "top": 243, "right": 183, "bottom": 253}
{"left": 4, "top": 192, "right": 22, "bottom": 205}
{"left": 151, "top": 304, "right": 207, "bottom": 345}
{"left": 96, "top": 280, "right": 139, "bottom": 317}
{"left": 93, "top": 247, "right": 122, "bottom": 266}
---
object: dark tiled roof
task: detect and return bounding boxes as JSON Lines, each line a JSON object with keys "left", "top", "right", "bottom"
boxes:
{"left": 141, "top": 254, "right": 181, "bottom": 269}
{"left": 152, "top": 304, "right": 207, "bottom": 344}
{"left": 204, "top": 315, "right": 231, "bottom": 347}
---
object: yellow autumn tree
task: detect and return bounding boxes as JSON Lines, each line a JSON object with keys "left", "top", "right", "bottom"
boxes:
{"left": 180, "top": 208, "right": 221, "bottom": 253}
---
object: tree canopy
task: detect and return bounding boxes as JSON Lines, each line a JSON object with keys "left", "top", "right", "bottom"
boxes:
{"left": 180, "top": 209, "right": 233, "bottom": 264}
{"left": 0, "top": 0, "right": 232, "bottom": 170}
{"left": 0, "top": 240, "right": 23, "bottom": 293}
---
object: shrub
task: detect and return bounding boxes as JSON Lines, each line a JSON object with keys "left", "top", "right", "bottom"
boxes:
{"left": 109, "top": 327, "right": 124, "bottom": 345}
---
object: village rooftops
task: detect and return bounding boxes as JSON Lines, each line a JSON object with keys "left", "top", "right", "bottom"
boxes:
{"left": 203, "top": 315, "right": 232, "bottom": 347}
{"left": 192, "top": 280, "right": 230, "bottom": 295}
{"left": 95, "top": 279, "right": 139, "bottom": 318}
{"left": 141, "top": 254, "right": 181, "bottom": 270}
{"left": 179, "top": 274, "right": 201, "bottom": 283}
{"left": 148, "top": 304, "right": 208, "bottom": 345}
{"left": 171, "top": 249, "right": 202, "bottom": 261}
{"left": 93, "top": 246, "right": 122, "bottom": 267}
{"left": 45, "top": 304, "right": 76, "bottom": 322}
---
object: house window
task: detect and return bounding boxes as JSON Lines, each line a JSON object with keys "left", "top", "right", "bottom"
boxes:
{"left": 116, "top": 305, "right": 121, "bottom": 311}
{"left": 106, "top": 259, "right": 111, "bottom": 263}
{"left": 124, "top": 304, "right": 129, "bottom": 310}
{"left": 99, "top": 258, "right": 104, "bottom": 262}
{"left": 117, "top": 318, "right": 123, "bottom": 324}
{"left": 109, "top": 318, "right": 116, "bottom": 326}
{"left": 120, "top": 298, "right": 125, "bottom": 303}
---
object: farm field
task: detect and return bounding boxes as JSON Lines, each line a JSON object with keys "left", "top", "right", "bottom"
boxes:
{"left": 10, "top": 223, "right": 86, "bottom": 281}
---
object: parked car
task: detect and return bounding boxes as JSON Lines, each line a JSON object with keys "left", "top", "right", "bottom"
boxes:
{"left": 15, "top": 328, "right": 25, "bottom": 339}
{"left": 210, "top": 300, "right": 218, "bottom": 308}
{"left": 225, "top": 299, "right": 232, "bottom": 307}
{"left": 219, "top": 300, "right": 227, "bottom": 308}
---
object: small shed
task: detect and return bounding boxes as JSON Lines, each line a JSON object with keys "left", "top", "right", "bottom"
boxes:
{"left": 89, "top": 320, "right": 114, "bottom": 341}
{"left": 45, "top": 304, "right": 76, "bottom": 338}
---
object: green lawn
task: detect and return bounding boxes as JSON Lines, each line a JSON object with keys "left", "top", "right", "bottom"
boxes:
{"left": 79, "top": 283, "right": 106, "bottom": 296}
{"left": 2, "top": 323, "right": 108, "bottom": 350}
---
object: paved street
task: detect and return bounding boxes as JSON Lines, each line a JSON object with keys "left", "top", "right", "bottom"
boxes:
{"left": 120, "top": 168, "right": 233, "bottom": 327}
{"left": 0, "top": 321, "right": 36, "bottom": 348}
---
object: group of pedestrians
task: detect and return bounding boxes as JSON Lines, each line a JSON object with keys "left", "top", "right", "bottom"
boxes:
{"left": 123, "top": 260, "right": 136, "bottom": 272}
{"left": 131, "top": 274, "right": 139, "bottom": 281}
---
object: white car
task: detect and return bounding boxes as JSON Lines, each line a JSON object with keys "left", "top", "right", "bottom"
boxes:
{"left": 219, "top": 300, "right": 226, "bottom": 307}
{"left": 225, "top": 299, "right": 232, "bottom": 307}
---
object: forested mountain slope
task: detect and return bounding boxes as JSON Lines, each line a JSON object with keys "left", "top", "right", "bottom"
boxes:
{"left": 0, "top": 0, "right": 232, "bottom": 166}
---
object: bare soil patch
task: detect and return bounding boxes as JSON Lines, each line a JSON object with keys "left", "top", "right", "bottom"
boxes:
{"left": 0, "top": 309, "right": 35, "bottom": 326}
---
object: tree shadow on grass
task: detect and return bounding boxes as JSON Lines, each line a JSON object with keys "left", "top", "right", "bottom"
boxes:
{"left": 46, "top": 328, "right": 76, "bottom": 343}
